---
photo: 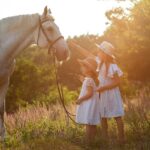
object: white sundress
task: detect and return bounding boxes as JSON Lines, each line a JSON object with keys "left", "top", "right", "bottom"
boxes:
{"left": 96, "top": 58, "right": 124, "bottom": 118}
{"left": 76, "top": 77, "right": 100, "bottom": 125}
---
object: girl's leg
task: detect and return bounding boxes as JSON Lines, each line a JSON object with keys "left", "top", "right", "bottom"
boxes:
{"left": 91, "top": 125, "right": 96, "bottom": 139}
{"left": 85, "top": 125, "right": 96, "bottom": 143}
{"left": 101, "top": 118, "right": 108, "bottom": 139}
{"left": 114, "top": 117, "right": 125, "bottom": 144}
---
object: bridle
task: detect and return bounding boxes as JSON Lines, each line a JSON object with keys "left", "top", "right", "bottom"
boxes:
{"left": 37, "top": 17, "right": 64, "bottom": 54}
{"left": 36, "top": 16, "right": 76, "bottom": 125}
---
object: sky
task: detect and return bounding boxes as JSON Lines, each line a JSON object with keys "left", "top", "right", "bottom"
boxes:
{"left": 0, "top": 0, "right": 132, "bottom": 38}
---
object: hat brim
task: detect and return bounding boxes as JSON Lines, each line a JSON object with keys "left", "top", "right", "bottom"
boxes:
{"left": 77, "top": 59, "right": 98, "bottom": 76}
{"left": 95, "top": 44, "right": 115, "bottom": 59}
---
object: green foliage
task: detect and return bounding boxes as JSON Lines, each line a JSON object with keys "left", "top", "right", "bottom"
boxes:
{"left": 32, "top": 86, "right": 78, "bottom": 106}
{"left": 6, "top": 46, "right": 53, "bottom": 112}
{"left": 6, "top": 46, "right": 78, "bottom": 113}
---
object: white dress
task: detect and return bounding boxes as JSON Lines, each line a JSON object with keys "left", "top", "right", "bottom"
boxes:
{"left": 76, "top": 77, "right": 100, "bottom": 125}
{"left": 96, "top": 58, "right": 124, "bottom": 118}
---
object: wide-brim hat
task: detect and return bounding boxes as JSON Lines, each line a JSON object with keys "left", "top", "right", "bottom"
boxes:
{"left": 95, "top": 41, "right": 115, "bottom": 59}
{"left": 78, "top": 57, "right": 98, "bottom": 76}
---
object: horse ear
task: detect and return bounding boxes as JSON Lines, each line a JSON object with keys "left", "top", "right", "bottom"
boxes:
{"left": 43, "top": 6, "right": 48, "bottom": 16}
{"left": 48, "top": 8, "right": 51, "bottom": 14}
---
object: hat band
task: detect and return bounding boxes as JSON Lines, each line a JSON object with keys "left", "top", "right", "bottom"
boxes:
{"left": 99, "top": 45, "right": 115, "bottom": 58}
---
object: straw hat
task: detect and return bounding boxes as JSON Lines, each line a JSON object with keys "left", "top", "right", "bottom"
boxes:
{"left": 78, "top": 57, "right": 98, "bottom": 76}
{"left": 95, "top": 41, "right": 115, "bottom": 59}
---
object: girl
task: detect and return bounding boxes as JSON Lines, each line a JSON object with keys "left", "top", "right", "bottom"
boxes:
{"left": 95, "top": 41, "right": 125, "bottom": 144}
{"left": 76, "top": 57, "right": 100, "bottom": 143}
{"left": 70, "top": 40, "right": 125, "bottom": 144}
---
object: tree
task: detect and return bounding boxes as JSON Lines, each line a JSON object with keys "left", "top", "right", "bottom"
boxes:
{"left": 103, "top": 0, "right": 150, "bottom": 81}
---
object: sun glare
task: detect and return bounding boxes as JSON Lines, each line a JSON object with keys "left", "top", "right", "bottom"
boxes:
{"left": 0, "top": 0, "right": 132, "bottom": 38}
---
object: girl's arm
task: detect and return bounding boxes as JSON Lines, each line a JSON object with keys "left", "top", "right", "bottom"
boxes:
{"left": 76, "top": 86, "right": 93, "bottom": 105}
{"left": 97, "top": 76, "right": 121, "bottom": 93}
{"left": 75, "top": 74, "right": 85, "bottom": 83}
{"left": 68, "top": 41, "right": 95, "bottom": 58}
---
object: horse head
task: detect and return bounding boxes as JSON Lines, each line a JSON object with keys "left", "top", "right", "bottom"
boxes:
{"left": 35, "top": 6, "right": 69, "bottom": 61}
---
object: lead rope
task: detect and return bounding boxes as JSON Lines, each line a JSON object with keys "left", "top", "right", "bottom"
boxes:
{"left": 50, "top": 50, "right": 76, "bottom": 126}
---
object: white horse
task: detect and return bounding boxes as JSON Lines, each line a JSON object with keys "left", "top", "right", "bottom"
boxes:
{"left": 0, "top": 6, "right": 69, "bottom": 140}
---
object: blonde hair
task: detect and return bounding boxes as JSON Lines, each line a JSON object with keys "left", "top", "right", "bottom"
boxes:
{"left": 99, "top": 54, "right": 116, "bottom": 77}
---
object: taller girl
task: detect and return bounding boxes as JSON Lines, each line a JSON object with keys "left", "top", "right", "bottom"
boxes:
{"left": 96, "top": 41, "right": 125, "bottom": 144}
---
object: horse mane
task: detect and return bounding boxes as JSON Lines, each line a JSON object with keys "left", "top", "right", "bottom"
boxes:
{"left": 0, "top": 14, "right": 39, "bottom": 34}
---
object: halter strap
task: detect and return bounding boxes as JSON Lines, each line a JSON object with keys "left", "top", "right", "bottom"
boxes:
{"left": 37, "top": 17, "right": 64, "bottom": 54}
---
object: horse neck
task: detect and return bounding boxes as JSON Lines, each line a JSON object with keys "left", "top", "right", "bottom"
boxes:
{"left": 0, "top": 14, "right": 39, "bottom": 63}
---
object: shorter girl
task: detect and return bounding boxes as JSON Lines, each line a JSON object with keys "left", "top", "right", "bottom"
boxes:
{"left": 76, "top": 57, "right": 100, "bottom": 143}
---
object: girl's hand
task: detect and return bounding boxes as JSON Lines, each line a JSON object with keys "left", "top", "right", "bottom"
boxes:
{"left": 76, "top": 86, "right": 93, "bottom": 105}
{"left": 76, "top": 99, "right": 83, "bottom": 105}
{"left": 96, "top": 87, "right": 106, "bottom": 93}
{"left": 97, "top": 76, "right": 121, "bottom": 93}
{"left": 76, "top": 74, "right": 84, "bottom": 82}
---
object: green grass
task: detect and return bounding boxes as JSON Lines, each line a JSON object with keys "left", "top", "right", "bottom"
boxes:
{"left": 0, "top": 89, "right": 150, "bottom": 150}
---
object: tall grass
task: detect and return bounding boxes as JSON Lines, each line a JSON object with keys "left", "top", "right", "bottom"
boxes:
{"left": 0, "top": 88, "right": 150, "bottom": 150}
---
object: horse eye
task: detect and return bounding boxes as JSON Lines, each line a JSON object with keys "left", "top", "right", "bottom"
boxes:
{"left": 47, "top": 26, "right": 53, "bottom": 31}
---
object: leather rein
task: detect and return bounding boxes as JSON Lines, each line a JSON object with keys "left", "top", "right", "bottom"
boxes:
{"left": 36, "top": 17, "right": 76, "bottom": 124}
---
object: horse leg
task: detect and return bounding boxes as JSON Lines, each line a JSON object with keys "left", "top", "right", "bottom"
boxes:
{"left": 0, "top": 60, "right": 16, "bottom": 141}
{"left": 0, "top": 79, "right": 9, "bottom": 141}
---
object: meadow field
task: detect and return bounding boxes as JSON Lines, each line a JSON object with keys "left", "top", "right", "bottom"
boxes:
{"left": 0, "top": 87, "right": 150, "bottom": 150}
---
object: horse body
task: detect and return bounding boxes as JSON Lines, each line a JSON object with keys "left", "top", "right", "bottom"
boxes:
{"left": 0, "top": 15, "right": 39, "bottom": 111}
{"left": 0, "top": 14, "right": 39, "bottom": 61}
{"left": 0, "top": 7, "right": 69, "bottom": 140}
